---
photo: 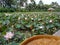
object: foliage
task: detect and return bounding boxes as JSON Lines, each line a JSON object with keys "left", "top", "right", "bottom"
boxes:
{"left": 0, "top": 0, "right": 60, "bottom": 12}
{"left": 0, "top": 7, "right": 16, "bottom": 12}
{"left": 0, "top": 12, "right": 60, "bottom": 45}
{"left": 3, "top": 0, "right": 14, "bottom": 8}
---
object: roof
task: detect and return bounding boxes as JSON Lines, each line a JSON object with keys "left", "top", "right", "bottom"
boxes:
{"left": 48, "top": 8, "right": 55, "bottom": 10}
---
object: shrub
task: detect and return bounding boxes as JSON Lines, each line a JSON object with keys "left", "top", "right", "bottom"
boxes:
{"left": 0, "top": 7, "right": 16, "bottom": 12}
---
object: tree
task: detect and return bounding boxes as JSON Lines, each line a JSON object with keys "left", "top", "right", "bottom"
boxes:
{"left": 38, "top": 0, "right": 44, "bottom": 11}
{"left": 51, "top": 2, "right": 55, "bottom": 6}
{"left": 30, "top": 0, "right": 34, "bottom": 3}
{"left": 26, "top": 0, "right": 36, "bottom": 11}
{"left": 39, "top": 0, "right": 43, "bottom": 6}
{"left": 26, "top": 3, "right": 32, "bottom": 11}
{"left": 3, "top": 0, "right": 14, "bottom": 8}
{"left": 51, "top": 2, "right": 59, "bottom": 8}
{"left": 20, "top": 0, "right": 27, "bottom": 7}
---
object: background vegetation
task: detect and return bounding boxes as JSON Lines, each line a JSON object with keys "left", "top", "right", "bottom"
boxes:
{"left": 0, "top": 0, "right": 60, "bottom": 12}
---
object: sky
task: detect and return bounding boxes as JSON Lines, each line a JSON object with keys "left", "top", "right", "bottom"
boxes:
{"left": 28, "top": 0, "right": 60, "bottom": 5}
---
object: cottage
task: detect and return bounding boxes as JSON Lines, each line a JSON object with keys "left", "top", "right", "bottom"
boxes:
{"left": 48, "top": 8, "right": 55, "bottom": 12}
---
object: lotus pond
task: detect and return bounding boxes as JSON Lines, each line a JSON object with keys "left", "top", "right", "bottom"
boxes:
{"left": 0, "top": 12, "right": 60, "bottom": 45}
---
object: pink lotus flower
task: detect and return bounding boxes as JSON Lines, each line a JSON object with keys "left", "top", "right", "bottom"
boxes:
{"left": 4, "top": 32, "right": 14, "bottom": 40}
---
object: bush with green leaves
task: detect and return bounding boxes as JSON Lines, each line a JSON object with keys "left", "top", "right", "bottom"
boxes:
{"left": 0, "top": 12, "right": 60, "bottom": 45}
{"left": 0, "top": 7, "right": 16, "bottom": 12}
